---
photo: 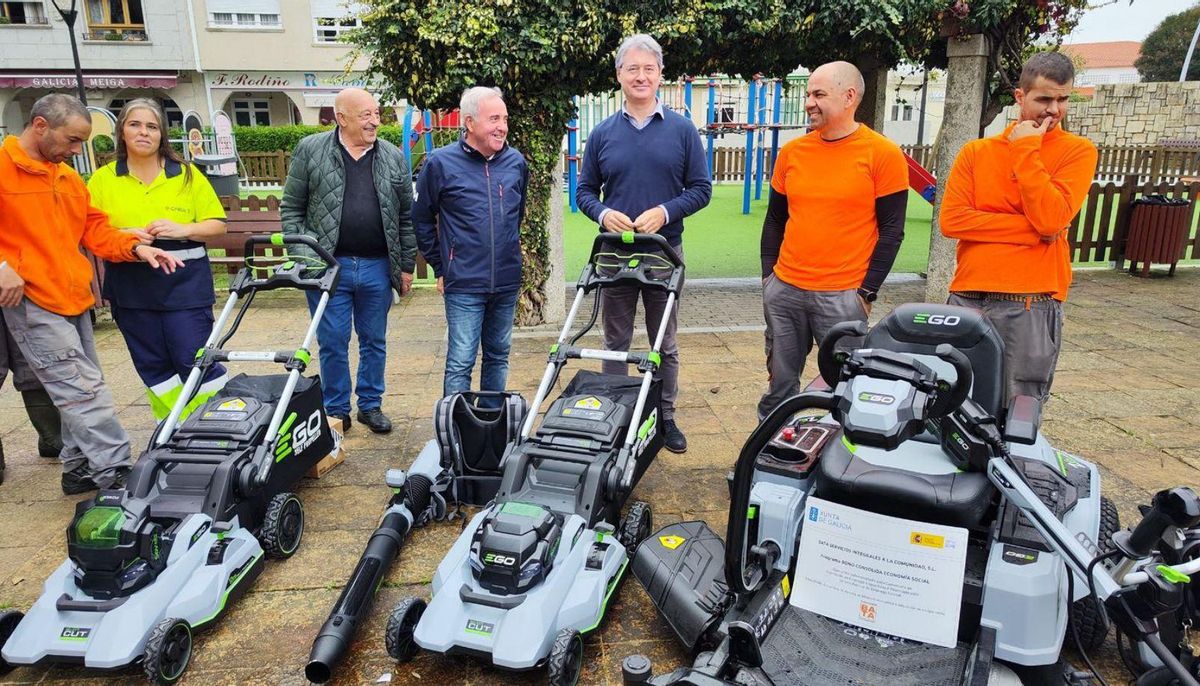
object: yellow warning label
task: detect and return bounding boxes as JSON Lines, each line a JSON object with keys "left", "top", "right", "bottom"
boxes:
{"left": 659, "top": 535, "right": 685, "bottom": 550}
{"left": 781, "top": 575, "right": 791, "bottom": 598}
{"left": 217, "top": 398, "right": 246, "bottom": 411}
{"left": 574, "top": 396, "right": 602, "bottom": 410}
{"left": 910, "top": 532, "right": 945, "bottom": 548}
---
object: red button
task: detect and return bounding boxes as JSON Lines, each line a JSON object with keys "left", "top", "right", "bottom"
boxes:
{"left": 781, "top": 427, "right": 796, "bottom": 442}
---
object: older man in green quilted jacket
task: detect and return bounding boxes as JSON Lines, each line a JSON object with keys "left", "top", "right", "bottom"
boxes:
{"left": 281, "top": 88, "right": 415, "bottom": 435}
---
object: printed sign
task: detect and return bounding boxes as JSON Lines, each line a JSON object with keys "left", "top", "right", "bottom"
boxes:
{"left": 791, "top": 497, "right": 969, "bottom": 648}
{"left": 210, "top": 110, "right": 238, "bottom": 176}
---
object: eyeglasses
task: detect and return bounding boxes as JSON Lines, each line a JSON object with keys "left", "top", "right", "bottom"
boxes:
{"left": 621, "top": 65, "right": 660, "bottom": 77}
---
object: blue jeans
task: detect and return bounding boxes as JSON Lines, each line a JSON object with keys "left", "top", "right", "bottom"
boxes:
{"left": 305, "top": 256, "right": 391, "bottom": 416}
{"left": 443, "top": 290, "right": 519, "bottom": 401}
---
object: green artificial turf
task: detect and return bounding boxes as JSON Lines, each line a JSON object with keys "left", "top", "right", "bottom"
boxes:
{"left": 563, "top": 185, "right": 933, "bottom": 280}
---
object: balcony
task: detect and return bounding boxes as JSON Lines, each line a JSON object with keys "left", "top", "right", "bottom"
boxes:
{"left": 82, "top": 24, "right": 148, "bottom": 41}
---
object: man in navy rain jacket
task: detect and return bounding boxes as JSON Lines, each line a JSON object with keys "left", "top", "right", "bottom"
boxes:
{"left": 415, "top": 87, "right": 528, "bottom": 403}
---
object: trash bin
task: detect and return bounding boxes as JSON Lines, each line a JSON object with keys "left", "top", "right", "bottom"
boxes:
{"left": 192, "top": 154, "right": 239, "bottom": 197}
{"left": 1125, "top": 194, "right": 1192, "bottom": 277}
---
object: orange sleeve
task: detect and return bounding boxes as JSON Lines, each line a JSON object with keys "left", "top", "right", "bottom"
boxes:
{"left": 939, "top": 144, "right": 1041, "bottom": 246}
{"left": 770, "top": 145, "right": 788, "bottom": 194}
{"left": 79, "top": 186, "right": 139, "bottom": 262}
{"left": 874, "top": 143, "right": 909, "bottom": 198}
{"left": 1011, "top": 136, "right": 1099, "bottom": 235}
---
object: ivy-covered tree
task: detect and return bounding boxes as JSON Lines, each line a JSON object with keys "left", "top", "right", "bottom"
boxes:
{"left": 1136, "top": 3, "right": 1200, "bottom": 82}
{"left": 931, "top": 0, "right": 1090, "bottom": 132}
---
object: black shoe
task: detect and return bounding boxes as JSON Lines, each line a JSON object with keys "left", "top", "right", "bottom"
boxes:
{"left": 663, "top": 419, "right": 687, "bottom": 454}
{"left": 62, "top": 466, "right": 100, "bottom": 496}
{"left": 328, "top": 414, "right": 351, "bottom": 433}
{"left": 357, "top": 407, "right": 392, "bottom": 434}
{"left": 63, "top": 465, "right": 130, "bottom": 495}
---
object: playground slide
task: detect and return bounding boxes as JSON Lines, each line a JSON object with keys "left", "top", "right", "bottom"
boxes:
{"left": 905, "top": 152, "right": 937, "bottom": 204}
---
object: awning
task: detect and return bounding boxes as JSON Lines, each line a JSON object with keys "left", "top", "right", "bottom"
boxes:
{"left": 0, "top": 72, "right": 178, "bottom": 89}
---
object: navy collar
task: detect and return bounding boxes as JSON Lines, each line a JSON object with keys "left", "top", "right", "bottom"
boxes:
{"left": 115, "top": 157, "right": 183, "bottom": 178}
{"left": 459, "top": 134, "right": 506, "bottom": 161}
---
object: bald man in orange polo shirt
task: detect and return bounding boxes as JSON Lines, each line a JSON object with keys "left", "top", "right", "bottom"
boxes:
{"left": 758, "top": 61, "right": 909, "bottom": 418}
{"left": 941, "top": 52, "right": 1098, "bottom": 403}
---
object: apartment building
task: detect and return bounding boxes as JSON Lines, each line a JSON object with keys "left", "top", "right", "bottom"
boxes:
{"left": 0, "top": 0, "right": 371, "bottom": 135}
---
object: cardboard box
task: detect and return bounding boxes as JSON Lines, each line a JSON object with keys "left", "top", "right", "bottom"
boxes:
{"left": 307, "top": 416, "right": 347, "bottom": 479}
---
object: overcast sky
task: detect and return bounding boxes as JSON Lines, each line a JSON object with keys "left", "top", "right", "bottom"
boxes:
{"left": 1065, "top": 0, "right": 1197, "bottom": 43}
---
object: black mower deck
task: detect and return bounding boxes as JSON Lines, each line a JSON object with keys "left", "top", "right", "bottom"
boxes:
{"left": 759, "top": 606, "right": 971, "bottom": 686}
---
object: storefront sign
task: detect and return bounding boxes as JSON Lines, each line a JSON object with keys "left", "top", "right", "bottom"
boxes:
{"left": 0, "top": 73, "right": 178, "bottom": 89}
{"left": 207, "top": 70, "right": 371, "bottom": 91}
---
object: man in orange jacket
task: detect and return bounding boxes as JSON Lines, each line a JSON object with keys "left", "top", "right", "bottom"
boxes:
{"left": 0, "top": 93, "right": 182, "bottom": 494}
{"left": 940, "top": 52, "right": 1098, "bottom": 404}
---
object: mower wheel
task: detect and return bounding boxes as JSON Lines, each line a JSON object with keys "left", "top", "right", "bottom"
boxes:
{"left": 385, "top": 597, "right": 426, "bottom": 662}
{"left": 0, "top": 609, "right": 24, "bottom": 676}
{"left": 1068, "top": 496, "right": 1120, "bottom": 652}
{"left": 261, "top": 492, "right": 305, "bottom": 559}
{"left": 618, "top": 501, "right": 653, "bottom": 550}
{"left": 143, "top": 617, "right": 192, "bottom": 685}
{"left": 547, "top": 628, "right": 584, "bottom": 686}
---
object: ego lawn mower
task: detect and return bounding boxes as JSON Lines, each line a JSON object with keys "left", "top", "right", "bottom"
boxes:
{"left": 621, "top": 303, "right": 1200, "bottom": 686}
{"left": 380, "top": 232, "right": 683, "bottom": 685}
{"left": 0, "top": 234, "right": 341, "bottom": 685}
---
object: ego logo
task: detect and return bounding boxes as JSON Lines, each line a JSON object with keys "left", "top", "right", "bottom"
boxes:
{"left": 60, "top": 627, "right": 91, "bottom": 641}
{"left": 859, "top": 602, "right": 877, "bottom": 622}
{"left": 482, "top": 552, "right": 517, "bottom": 566}
{"left": 912, "top": 313, "right": 961, "bottom": 326}
{"left": 858, "top": 392, "right": 895, "bottom": 405}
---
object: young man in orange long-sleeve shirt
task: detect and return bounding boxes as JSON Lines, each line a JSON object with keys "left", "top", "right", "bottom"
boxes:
{"left": 0, "top": 94, "right": 182, "bottom": 494}
{"left": 940, "top": 52, "right": 1098, "bottom": 404}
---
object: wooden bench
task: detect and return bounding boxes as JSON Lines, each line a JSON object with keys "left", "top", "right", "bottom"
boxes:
{"left": 211, "top": 196, "right": 284, "bottom": 274}
{"left": 211, "top": 195, "right": 429, "bottom": 278}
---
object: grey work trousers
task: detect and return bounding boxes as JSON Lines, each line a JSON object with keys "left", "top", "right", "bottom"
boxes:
{"left": 3, "top": 299, "right": 133, "bottom": 485}
{"left": 947, "top": 294, "right": 1063, "bottom": 404}
{"left": 600, "top": 248, "right": 683, "bottom": 420}
{"left": 759, "top": 275, "right": 866, "bottom": 418}
{"left": 0, "top": 309, "right": 43, "bottom": 392}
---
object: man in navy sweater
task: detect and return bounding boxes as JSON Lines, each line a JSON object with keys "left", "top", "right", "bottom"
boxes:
{"left": 577, "top": 33, "right": 712, "bottom": 453}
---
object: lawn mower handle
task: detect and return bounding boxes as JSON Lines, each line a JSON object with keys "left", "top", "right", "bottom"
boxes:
{"left": 725, "top": 391, "right": 837, "bottom": 597}
{"left": 590, "top": 232, "right": 684, "bottom": 267}
{"left": 817, "top": 320, "right": 868, "bottom": 388}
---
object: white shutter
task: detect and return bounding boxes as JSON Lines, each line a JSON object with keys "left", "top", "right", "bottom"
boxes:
{"left": 309, "top": 0, "right": 365, "bottom": 18}
{"left": 208, "top": 0, "right": 280, "bottom": 14}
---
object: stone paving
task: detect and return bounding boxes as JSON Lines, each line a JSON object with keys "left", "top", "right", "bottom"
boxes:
{"left": 1, "top": 268, "right": 1199, "bottom": 685}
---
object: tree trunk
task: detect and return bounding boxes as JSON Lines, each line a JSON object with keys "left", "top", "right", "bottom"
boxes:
{"left": 926, "top": 34, "right": 990, "bottom": 303}
{"left": 854, "top": 56, "right": 889, "bottom": 131}
{"left": 511, "top": 108, "right": 568, "bottom": 327}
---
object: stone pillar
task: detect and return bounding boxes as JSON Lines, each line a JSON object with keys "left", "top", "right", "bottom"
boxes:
{"left": 854, "top": 57, "right": 889, "bottom": 131}
{"left": 544, "top": 154, "right": 566, "bottom": 326}
{"left": 925, "top": 33, "right": 989, "bottom": 303}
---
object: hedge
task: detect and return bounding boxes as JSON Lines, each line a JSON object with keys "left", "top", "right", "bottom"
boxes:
{"left": 164, "top": 124, "right": 460, "bottom": 155}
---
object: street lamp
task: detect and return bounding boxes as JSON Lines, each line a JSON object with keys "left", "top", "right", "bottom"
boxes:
{"left": 49, "top": 0, "right": 87, "bottom": 105}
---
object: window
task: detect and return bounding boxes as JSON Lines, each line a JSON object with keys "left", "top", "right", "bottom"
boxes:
{"left": 208, "top": 11, "right": 280, "bottom": 28}
{"left": 208, "top": 0, "right": 279, "bottom": 28}
{"left": 85, "top": 0, "right": 143, "bottom": 28}
{"left": 311, "top": 0, "right": 363, "bottom": 42}
{"left": 232, "top": 100, "right": 271, "bottom": 127}
{"left": 0, "top": 2, "right": 49, "bottom": 25}
{"left": 891, "top": 102, "right": 913, "bottom": 122}
{"left": 313, "top": 15, "right": 360, "bottom": 42}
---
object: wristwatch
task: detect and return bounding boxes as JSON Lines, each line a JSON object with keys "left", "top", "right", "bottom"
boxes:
{"left": 857, "top": 288, "right": 878, "bottom": 303}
